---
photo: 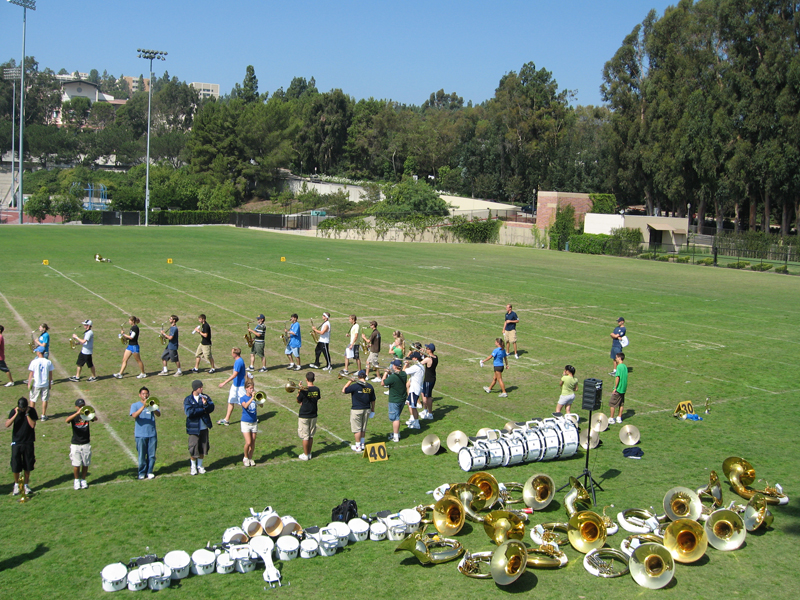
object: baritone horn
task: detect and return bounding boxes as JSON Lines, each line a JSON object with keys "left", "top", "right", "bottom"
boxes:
{"left": 310, "top": 319, "right": 319, "bottom": 343}
{"left": 629, "top": 542, "right": 675, "bottom": 589}
{"left": 284, "top": 380, "right": 306, "bottom": 393}
{"left": 80, "top": 406, "right": 96, "bottom": 421}
{"left": 244, "top": 322, "right": 254, "bottom": 349}
{"left": 147, "top": 398, "right": 160, "bottom": 412}
{"left": 159, "top": 322, "right": 168, "bottom": 345}
{"left": 69, "top": 328, "right": 79, "bottom": 350}
{"left": 253, "top": 391, "right": 267, "bottom": 407}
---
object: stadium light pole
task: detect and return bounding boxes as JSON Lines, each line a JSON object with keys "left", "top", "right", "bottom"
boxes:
{"left": 7, "top": 0, "right": 35, "bottom": 224}
{"left": 137, "top": 48, "right": 167, "bottom": 226}
{"left": 3, "top": 67, "right": 21, "bottom": 214}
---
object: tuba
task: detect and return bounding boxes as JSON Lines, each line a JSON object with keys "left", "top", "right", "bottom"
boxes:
{"left": 458, "top": 540, "right": 527, "bottom": 585}
{"left": 568, "top": 510, "right": 607, "bottom": 554}
{"left": 522, "top": 473, "right": 555, "bottom": 510}
{"left": 432, "top": 496, "right": 465, "bottom": 536}
{"left": 629, "top": 542, "right": 675, "bottom": 589}
{"left": 244, "top": 322, "right": 254, "bottom": 349}
{"left": 394, "top": 531, "right": 464, "bottom": 565}
{"left": 446, "top": 483, "right": 486, "bottom": 523}
{"left": 743, "top": 493, "right": 774, "bottom": 531}
{"left": 564, "top": 476, "right": 592, "bottom": 518}
{"left": 310, "top": 319, "right": 319, "bottom": 343}
{"left": 704, "top": 509, "right": 745, "bottom": 551}
{"left": 468, "top": 472, "right": 501, "bottom": 510}
{"left": 483, "top": 510, "right": 525, "bottom": 545}
{"left": 80, "top": 406, "right": 96, "bottom": 421}
{"left": 253, "top": 391, "right": 267, "bottom": 407}
{"left": 662, "top": 518, "right": 707, "bottom": 563}
{"left": 662, "top": 486, "right": 703, "bottom": 522}
{"left": 147, "top": 398, "right": 160, "bottom": 412}
{"left": 723, "top": 456, "right": 788, "bottom": 506}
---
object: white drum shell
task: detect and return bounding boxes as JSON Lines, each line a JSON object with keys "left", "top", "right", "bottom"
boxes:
{"left": 222, "top": 526, "right": 249, "bottom": 545}
{"left": 348, "top": 518, "right": 369, "bottom": 542}
{"left": 483, "top": 439, "right": 506, "bottom": 468}
{"left": 260, "top": 509, "right": 282, "bottom": 537}
{"left": 215, "top": 552, "right": 234, "bottom": 574}
{"left": 502, "top": 437, "right": 527, "bottom": 466}
{"left": 369, "top": 521, "right": 387, "bottom": 541}
{"left": 229, "top": 545, "right": 256, "bottom": 573}
{"left": 242, "top": 516, "right": 264, "bottom": 538}
{"left": 518, "top": 429, "right": 544, "bottom": 462}
{"left": 326, "top": 521, "right": 351, "bottom": 547}
{"left": 458, "top": 446, "right": 488, "bottom": 472}
{"left": 385, "top": 518, "right": 407, "bottom": 541}
{"left": 280, "top": 515, "right": 302, "bottom": 536}
{"left": 275, "top": 536, "right": 300, "bottom": 561}
{"left": 318, "top": 531, "right": 339, "bottom": 556}
{"left": 101, "top": 563, "right": 128, "bottom": 592}
{"left": 191, "top": 549, "right": 216, "bottom": 575}
{"left": 300, "top": 538, "right": 318, "bottom": 558}
{"left": 139, "top": 563, "right": 172, "bottom": 591}
{"left": 126, "top": 569, "right": 146, "bottom": 592}
{"left": 538, "top": 427, "right": 561, "bottom": 461}
{"left": 163, "top": 551, "right": 191, "bottom": 580}
{"left": 399, "top": 509, "right": 422, "bottom": 534}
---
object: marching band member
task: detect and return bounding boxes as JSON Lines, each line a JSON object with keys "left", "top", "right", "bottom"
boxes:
{"left": 389, "top": 330, "right": 405, "bottom": 361}
{"left": 503, "top": 304, "right": 519, "bottom": 359}
{"left": 309, "top": 312, "right": 332, "bottom": 371}
{"left": 343, "top": 370, "right": 375, "bottom": 452}
{"left": 0, "top": 325, "right": 15, "bottom": 387}
{"left": 239, "top": 379, "right": 258, "bottom": 466}
{"left": 70, "top": 320, "right": 97, "bottom": 382}
{"left": 285, "top": 314, "right": 302, "bottom": 371}
{"left": 36, "top": 323, "right": 50, "bottom": 358}
{"left": 27, "top": 346, "right": 53, "bottom": 421}
{"left": 65, "top": 398, "right": 96, "bottom": 490}
{"left": 217, "top": 347, "right": 247, "bottom": 426}
{"left": 362, "top": 321, "right": 381, "bottom": 382}
{"left": 130, "top": 386, "right": 159, "bottom": 480}
{"left": 6, "top": 397, "right": 36, "bottom": 495}
{"left": 481, "top": 337, "right": 508, "bottom": 397}
{"left": 343, "top": 315, "right": 360, "bottom": 374}
{"left": 159, "top": 315, "right": 182, "bottom": 376}
{"left": 192, "top": 314, "right": 216, "bottom": 374}
{"left": 381, "top": 360, "right": 406, "bottom": 443}
{"left": 419, "top": 343, "right": 437, "bottom": 420}
{"left": 404, "top": 351, "right": 425, "bottom": 430}
{"left": 184, "top": 380, "right": 215, "bottom": 475}
{"left": 296, "top": 372, "right": 320, "bottom": 461}
{"left": 247, "top": 314, "right": 267, "bottom": 372}
{"left": 114, "top": 316, "right": 147, "bottom": 380}
{"left": 554, "top": 365, "right": 578, "bottom": 417}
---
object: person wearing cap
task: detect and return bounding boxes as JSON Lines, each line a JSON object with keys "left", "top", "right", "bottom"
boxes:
{"left": 309, "top": 312, "right": 332, "bottom": 371}
{"left": 35, "top": 323, "right": 50, "bottom": 358}
{"left": 419, "top": 343, "right": 438, "bottom": 420}
{"left": 184, "top": 380, "right": 214, "bottom": 475}
{"left": 503, "top": 304, "right": 520, "bottom": 359}
{"left": 239, "top": 379, "right": 258, "bottom": 466}
{"left": 403, "top": 351, "right": 425, "bottom": 430}
{"left": 343, "top": 315, "right": 361, "bottom": 374}
{"left": 285, "top": 314, "right": 302, "bottom": 371}
{"left": 481, "top": 337, "right": 508, "bottom": 397}
{"left": 27, "top": 346, "right": 53, "bottom": 421}
{"left": 130, "top": 386, "right": 159, "bottom": 479}
{"left": 113, "top": 315, "right": 147, "bottom": 380}
{"left": 296, "top": 371, "right": 321, "bottom": 460}
{"left": 362, "top": 321, "right": 381, "bottom": 382}
{"left": 6, "top": 397, "right": 37, "bottom": 495}
{"left": 343, "top": 369, "right": 375, "bottom": 452}
{"left": 65, "top": 398, "right": 96, "bottom": 490}
{"left": 247, "top": 315, "right": 268, "bottom": 372}
{"left": 159, "top": 315, "right": 182, "bottom": 376}
{"left": 70, "top": 320, "right": 97, "bottom": 382}
{"left": 381, "top": 360, "right": 407, "bottom": 443}
{"left": 0, "top": 325, "right": 15, "bottom": 387}
{"left": 610, "top": 317, "right": 626, "bottom": 371}
{"left": 217, "top": 347, "right": 247, "bottom": 426}
{"left": 192, "top": 314, "right": 216, "bottom": 374}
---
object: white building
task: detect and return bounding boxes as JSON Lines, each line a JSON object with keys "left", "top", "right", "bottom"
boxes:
{"left": 191, "top": 82, "right": 220, "bottom": 99}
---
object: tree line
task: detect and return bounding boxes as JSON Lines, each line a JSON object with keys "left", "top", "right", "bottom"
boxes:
{"left": 1, "top": 0, "right": 798, "bottom": 235}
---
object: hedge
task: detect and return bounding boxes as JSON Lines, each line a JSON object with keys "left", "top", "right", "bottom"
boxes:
{"left": 146, "top": 211, "right": 231, "bottom": 225}
{"left": 567, "top": 233, "right": 610, "bottom": 254}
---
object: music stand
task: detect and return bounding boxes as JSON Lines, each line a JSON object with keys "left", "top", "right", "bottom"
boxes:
{"left": 556, "top": 407, "right": 604, "bottom": 505}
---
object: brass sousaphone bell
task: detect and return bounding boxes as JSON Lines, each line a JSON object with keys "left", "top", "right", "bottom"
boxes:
{"left": 416, "top": 495, "right": 466, "bottom": 536}
{"left": 564, "top": 476, "right": 592, "bottom": 518}
{"left": 629, "top": 542, "right": 675, "bottom": 589}
{"left": 704, "top": 508, "right": 746, "bottom": 551}
{"left": 743, "top": 493, "right": 774, "bottom": 531}
{"left": 662, "top": 486, "right": 703, "bottom": 522}
{"left": 483, "top": 510, "right": 526, "bottom": 545}
{"left": 662, "top": 518, "right": 707, "bottom": 563}
{"left": 696, "top": 470, "right": 724, "bottom": 518}
{"left": 446, "top": 483, "right": 486, "bottom": 523}
{"left": 723, "top": 456, "right": 788, "bottom": 506}
{"left": 468, "top": 472, "right": 501, "bottom": 510}
{"left": 394, "top": 531, "right": 464, "bottom": 565}
{"left": 523, "top": 473, "right": 555, "bottom": 510}
{"left": 457, "top": 540, "right": 528, "bottom": 585}
{"left": 567, "top": 510, "right": 607, "bottom": 554}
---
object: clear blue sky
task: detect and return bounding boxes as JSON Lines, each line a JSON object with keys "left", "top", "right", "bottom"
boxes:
{"left": 2, "top": 0, "right": 674, "bottom": 107}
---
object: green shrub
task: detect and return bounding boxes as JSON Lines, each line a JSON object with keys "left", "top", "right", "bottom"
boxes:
{"left": 146, "top": 210, "right": 231, "bottom": 225}
{"left": 750, "top": 263, "right": 773, "bottom": 272}
{"left": 638, "top": 253, "right": 655, "bottom": 260}
{"left": 445, "top": 216, "right": 501, "bottom": 243}
{"left": 676, "top": 256, "right": 690, "bottom": 263}
{"left": 609, "top": 227, "right": 644, "bottom": 256}
{"left": 589, "top": 193, "right": 616, "bottom": 214}
{"left": 656, "top": 255, "right": 671, "bottom": 262}
{"left": 567, "top": 233, "right": 610, "bottom": 254}
{"left": 726, "top": 261, "right": 750, "bottom": 269}
{"left": 774, "top": 265, "right": 789, "bottom": 274}
{"left": 697, "top": 257, "right": 715, "bottom": 266}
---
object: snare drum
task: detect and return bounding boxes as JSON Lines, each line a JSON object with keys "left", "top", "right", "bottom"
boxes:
{"left": 260, "top": 507, "right": 282, "bottom": 537}
{"left": 538, "top": 425, "right": 561, "bottom": 461}
{"left": 399, "top": 509, "right": 422, "bottom": 534}
{"left": 229, "top": 544, "right": 255, "bottom": 573}
{"left": 222, "top": 526, "right": 249, "bottom": 545}
{"left": 275, "top": 535, "right": 300, "bottom": 561}
{"left": 318, "top": 528, "right": 339, "bottom": 556}
{"left": 101, "top": 562, "right": 128, "bottom": 592}
{"left": 369, "top": 521, "right": 387, "bottom": 541}
{"left": 242, "top": 516, "right": 264, "bottom": 538}
{"left": 518, "top": 428, "right": 544, "bottom": 462}
{"left": 458, "top": 445, "right": 488, "bottom": 472}
{"left": 190, "top": 549, "right": 216, "bottom": 575}
{"left": 140, "top": 562, "right": 172, "bottom": 591}
{"left": 483, "top": 439, "right": 506, "bottom": 468}
{"left": 163, "top": 550, "right": 191, "bottom": 580}
{"left": 502, "top": 436, "right": 527, "bottom": 466}
{"left": 348, "top": 518, "right": 369, "bottom": 542}
{"left": 215, "top": 552, "right": 234, "bottom": 574}
{"left": 126, "top": 568, "right": 146, "bottom": 591}
{"left": 300, "top": 538, "right": 318, "bottom": 558}
{"left": 326, "top": 521, "right": 351, "bottom": 547}
{"left": 385, "top": 518, "right": 407, "bottom": 541}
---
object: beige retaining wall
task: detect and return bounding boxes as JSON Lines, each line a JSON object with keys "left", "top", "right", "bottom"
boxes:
{"left": 314, "top": 221, "right": 541, "bottom": 246}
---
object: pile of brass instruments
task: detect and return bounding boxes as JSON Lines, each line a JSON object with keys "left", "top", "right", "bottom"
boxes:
{"left": 243, "top": 322, "right": 254, "bottom": 349}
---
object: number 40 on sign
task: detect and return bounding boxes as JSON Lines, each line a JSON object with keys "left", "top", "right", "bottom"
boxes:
{"left": 363, "top": 442, "right": 388, "bottom": 462}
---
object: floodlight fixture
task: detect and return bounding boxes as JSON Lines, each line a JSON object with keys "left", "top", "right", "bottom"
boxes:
{"left": 137, "top": 48, "right": 168, "bottom": 226}
{"left": 7, "top": 0, "right": 36, "bottom": 10}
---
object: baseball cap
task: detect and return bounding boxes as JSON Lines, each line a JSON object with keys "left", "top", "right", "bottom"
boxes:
{"left": 408, "top": 351, "right": 422, "bottom": 360}
{"left": 617, "top": 317, "right": 625, "bottom": 322}
{"left": 425, "top": 343, "right": 435, "bottom": 352}
{"left": 257, "top": 314, "right": 265, "bottom": 320}
{"left": 75, "top": 398, "right": 86, "bottom": 407}
{"left": 391, "top": 360, "right": 402, "bottom": 368}
{"left": 357, "top": 370, "right": 366, "bottom": 378}
{"left": 82, "top": 319, "right": 93, "bottom": 326}
{"left": 192, "top": 380, "right": 204, "bottom": 391}
{"left": 34, "top": 346, "right": 46, "bottom": 353}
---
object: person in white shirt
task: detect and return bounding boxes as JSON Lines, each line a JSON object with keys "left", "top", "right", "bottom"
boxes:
{"left": 70, "top": 320, "right": 97, "bottom": 382}
{"left": 403, "top": 352, "right": 426, "bottom": 430}
{"left": 27, "top": 347, "right": 53, "bottom": 421}
{"left": 309, "top": 312, "right": 332, "bottom": 370}
{"left": 344, "top": 315, "right": 361, "bottom": 374}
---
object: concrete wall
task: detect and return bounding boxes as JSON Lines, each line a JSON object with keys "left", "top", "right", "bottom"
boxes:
{"left": 536, "top": 191, "right": 593, "bottom": 232}
{"left": 584, "top": 213, "right": 624, "bottom": 234}
{"left": 315, "top": 221, "right": 539, "bottom": 246}
{"left": 624, "top": 215, "right": 689, "bottom": 248}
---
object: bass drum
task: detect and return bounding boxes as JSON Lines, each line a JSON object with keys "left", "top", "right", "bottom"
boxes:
{"left": 484, "top": 440, "right": 507, "bottom": 469}
{"left": 517, "top": 428, "right": 544, "bottom": 462}
{"left": 458, "top": 445, "right": 488, "bottom": 472}
{"left": 502, "top": 436, "right": 527, "bottom": 466}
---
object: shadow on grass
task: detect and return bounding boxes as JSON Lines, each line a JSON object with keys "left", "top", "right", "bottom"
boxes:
{"left": 313, "top": 440, "right": 350, "bottom": 457}
{"left": 622, "top": 409, "right": 637, "bottom": 419}
{"left": 37, "top": 473, "right": 76, "bottom": 490}
{"left": 0, "top": 543, "right": 49, "bottom": 571}
{"left": 504, "top": 569, "right": 538, "bottom": 592}
{"left": 255, "top": 444, "right": 298, "bottom": 463}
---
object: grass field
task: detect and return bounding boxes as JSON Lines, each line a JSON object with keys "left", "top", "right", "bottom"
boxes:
{"left": 0, "top": 225, "right": 797, "bottom": 600}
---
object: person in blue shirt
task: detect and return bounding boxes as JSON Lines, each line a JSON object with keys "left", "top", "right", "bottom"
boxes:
{"left": 285, "top": 313, "right": 302, "bottom": 371}
{"left": 184, "top": 380, "right": 214, "bottom": 475}
{"left": 239, "top": 379, "right": 258, "bottom": 466}
{"left": 36, "top": 324, "right": 50, "bottom": 358}
{"left": 159, "top": 315, "right": 182, "bottom": 376}
{"left": 217, "top": 347, "right": 247, "bottom": 426}
{"left": 481, "top": 337, "right": 509, "bottom": 397}
{"left": 130, "top": 386, "right": 160, "bottom": 479}
{"left": 503, "top": 304, "right": 519, "bottom": 359}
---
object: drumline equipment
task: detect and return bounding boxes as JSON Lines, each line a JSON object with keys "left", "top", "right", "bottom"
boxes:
{"left": 139, "top": 562, "right": 172, "bottom": 591}
{"left": 228, "top": 544, "right": 256, "bottom": 573}
{"left": 101, "top": 563, "right": 128, "bottom": 592}
{"left": 280, "top": 515, "right": 302, "bottom": 536}
{"left": 369, "top": 521, "right": 388, "bottom": 541}
{"left": 242, "top": 516, "right": 264, "bottom": 538}
{"left": 300, "top": 538, "right": 319, "bottom": 558}
{"left": 163, "top": 550, "right": 190, "bottom": 580}
{"left": 275, "top": 536, "right": 300, "bottom": 561}
{"left": 250, "top": 506, "right": 282, "bottom": 537}
{"left": 347, "top": 518, "right": 369, "bottom": 542}
{"left": 215, "top": 552, "right": 234, "bottom": 574}
{"left": 326, "top": 521, "right": 351, "bottom": 547}
{"left": 126, "top": 568, "right": 147, "bottom": 591}
{"left": 447, "top": 430, "right": 469, "bottom": 453}
{"left": 222, "top": 527, "right": 249, "bottom": 545}
{"left": 190, "top": 549, "right": 216, "bottom": 575}
{"left": 248, "top": 536, "right": 282, "bottom": 586}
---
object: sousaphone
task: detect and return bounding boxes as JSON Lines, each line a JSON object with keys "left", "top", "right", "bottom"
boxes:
{"left": 445, "top": 483, "right": 486, "bottom": 523}
{"left": 662, "top": 486, "right": 703, "bottom": 522}
{"left": 567, "top": 510, "right": 607, "bottom": 554}
{"left": 468, "top": 472, "right": 500, "bottom": 510}
{"left": 696, "top": 470, "right": 723, "bottom": 518}
{"left": 394, "top": 531, "right": 464, "bottom": 565}
{"left": 704, "top": 508, "right": 745, "bottom": 551}
{"left": 743, "top": 493, "right": 774, "bottom": 531}
{"left": 522, "top": 473, "right": 555, "bottom": 510}
{"left": 722, "top": 457, "right": 788, "bottom": 506}
{"left": 483, "top": 510, "right": 525, "bottom": 545}
{"left": 564, "top": 476, "right": 592, "bottom": 518}
{"left": 629, "top": 542, "right": 675, "bottom": 589}
{"left": 457, "top": 540, "right": 528, "bottom": 585}
{"left": 662, "top": 518, "right": 707, "bottom": 563}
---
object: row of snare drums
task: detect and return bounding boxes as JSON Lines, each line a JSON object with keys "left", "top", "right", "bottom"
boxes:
{"left": 458, "top": 417, "right": 579, "bottom": 472}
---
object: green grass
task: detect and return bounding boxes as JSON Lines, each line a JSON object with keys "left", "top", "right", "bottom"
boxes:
{"left": 0, "top": 225, "right": 798, "bottom": 599}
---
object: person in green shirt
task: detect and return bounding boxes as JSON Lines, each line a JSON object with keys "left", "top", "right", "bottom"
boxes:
{"left": 609, "top": 353, "right": 628, "bottom": 424}
{"left": 381, "top": 360, "right": 407, "bottom": 442}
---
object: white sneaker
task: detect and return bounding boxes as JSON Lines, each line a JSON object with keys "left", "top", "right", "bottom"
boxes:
{"left": 391, "top": 435, "right": 400, "bottom": 443}
{"left": 259, "top": 367, "right": 267, "bottom": 372}
{"left": 137, "top": 373, "right": 147, "bottom": 379}
{"left": 190, "top": 466, "right": 197, "bottom": 476}
{"left": 80, "top": 479, "right": 88, "bottom": 489}
{"left": 208, "top": 369, "right": 215, "bottom": 374}
{"left": 483, "top": 386, "right": 491, "bottom": 394}
{"left": 371, "top": 377, "right": 381, "bottom": 383}
{"left": 407, "top": 420, "right": 420, "bottom": 429}
{"left": 287, "top": 364, "right": 295, "bottom": 370}
{"left": 24, "top": 484, "right": 31, "bottom": 494}
{"left": 298, "top": 454, "right": 309, "bottom": 461}
{"left": 384, "top": 390, "right": 389, "bottom": 395}
{"left": 423, "top": 412, "right": 434, "bottom": 420}
{"left": 246, "top": 366, "right": 254, "bottom": 371}
{"left": 498, "top": 392, "right": 508, "bottom": 398}
{"left": 341, "top": 370, "right": 349, "bottom": 375}
{"left": 515, "top": 353, "right": 519, "bottom": 359}
{"left": 351, "top": 444, "right": 362, "bottom": 452}
{"left": 4, "top": 381, "right": 14, "bottom": 387}
{"left": 405, "top": 417, "right": 414, "bottom": 425}
{"left": 243, "top": 458, "right": 250, "bottom": 467}
{"left": 113, "top": 373, "right": 123, "bottom": 379}
{"left": 87, "top": 376, "right": 98, "bottom": 382}
{"left": 74, "top": 479, "right": 81, "bottom": 490}
{"left": 616, "top": 417, "right": 623, "bottom": 424}
{"left": 158, "top": 370, "right": 169, "bottom": 376}
{"left": 308, "top": 364, "right": 319, "bottom": 369}
{"left": 294, "top": 364, "right": 302, "bottom": 371}
{"left": 147, "top": 474, "right": 155, "bottom": 480}
{"left": 197, "top": 467, "right": 206, "bottom": 474}
{"left": 174, "top": 370, "right": 182, "bottom": 377}
{"left": 12, "top": 483, "right": 19, "bottom": 495}
{"left": 323, "top": 366, "right": 333, "bottom": 371}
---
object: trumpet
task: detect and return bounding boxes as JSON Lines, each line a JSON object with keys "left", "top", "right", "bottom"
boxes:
{"left": 284, "top": 380, "right": 306, "bottom": 393}
{"left": 253, "top": 391, "right": 267, "bottom": 407}
{"left": 119, "top": 323, "right": 127, "bottom": 345}
{"left": 310, "top": 319, "right": 320, "bottom": 343}
{"left": 244, "top": 321, "right": 254, "bottom": 349}
{"left": 69, "top": 327, "right": 80, "bottom": 350}
{"left": 80, "top": 406, "right": 96, "bottom": 421}
{"left": 159, "top": 322, "right": 168, "bottom": 346}
{"left": 147, "top": 398, "right": 160, "bottom": 412}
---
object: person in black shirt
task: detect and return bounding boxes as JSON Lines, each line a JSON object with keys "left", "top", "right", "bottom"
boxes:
{"left": 115, "top": 315, "right": 147, "bottom": 380}
{"left": 6, "top": 397, "right": 37, "bottom": 495}
{"left": 65, "top": 398, "right": 96, "bottom": 490}
{"left": 296, "top": 372, "right": 321, "bottom": 461}
{"left": 192, "top": 314, "right": 217, "bottom": 374}
{"left": 343, "top": 370, "right": 376, "bottom": 452}
{"left": 420, "top": 343, "right": 438, "bottom": 420}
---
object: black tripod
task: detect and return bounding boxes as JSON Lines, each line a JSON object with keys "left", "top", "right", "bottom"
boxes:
{"left": 557, "top": 408, "right": 603, "bottom": 505}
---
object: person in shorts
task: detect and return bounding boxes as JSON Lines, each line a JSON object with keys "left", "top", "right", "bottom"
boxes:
{"left": 184, "top": 379, "right": 215, "bottom": 475}
{"left": 609, "top": 353, "right": 628, "bottom": 424}
{"left": 70, "top": 320, "right": 97, "bottom": 382}
{"left": 481, "top": 338, "right": 508, "bottom": 397}
{"left": 218, "top": 347, "right": 247, "bottom": 425}
{"left": 554, "top": 365, "right": 578, "bottom": 416}
{"left": 296, "top": 372, "right": 320, "bottom": 461}
{"left": 362, "top": 320, "right": 381, "bottom": 381}
{"left": 6, "top": 397, "right": 37, "bottom": 495}
{"left": 285, "top": 313, "right": 302, "bottom": 371}
{"left": 192, "top": 314, "right": 216, "bottom": 373}
{"left": 0, "top": 325, "right": 15, "bottom": 387}
{"left": 130, "top": 386, "right": 159, "bottom": 480}
{"left": 343, "top": 370, "right": 375, "bottom": 452}
{"left": 344, "top": 314, "right": 361, "bottom": 374}
{"left": 403, "top": 352, "right": 425, "bottom": 430}
{"left": 610, "top": 317, "right": 626, "bottom": 371}
{"left": 159, "top": 315, "right": 182, "bottom": 376}
{"left": 248, "top": 314, "right": 267, "bottom": 372}
{"left": 419, "top": 343, "right": 438, "bottom": 420}
{"left": 503, "top": 304, "right": 519, "bottom": 359}
{"left": 27, "top": 346, "right": 53, "bottom": 421}
{"left": 114, "top": 315, "right": 147, "bottom": 379}
{"left": 381, "top": 360, "right": 407, "bottom": 443}
{"left": 36, "top": 323, "right": 50, "bottom": 358}
{"left": 239, "top": 379, "right": 259, "bottom": 466}
{"left": 65, "top": 398, "right": 95, "bottom": 489}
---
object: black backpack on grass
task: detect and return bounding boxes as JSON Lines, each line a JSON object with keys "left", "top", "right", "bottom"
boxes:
{"left": 331, "top": 498, "right": 358, "bottom": 523}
